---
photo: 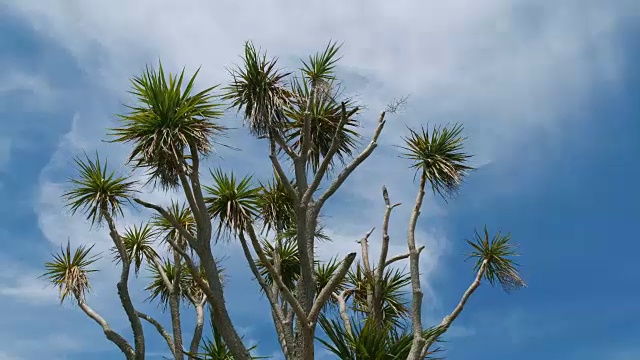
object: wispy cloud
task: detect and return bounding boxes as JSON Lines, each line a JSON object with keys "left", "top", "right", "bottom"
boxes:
{"left": 1, "top": 0, "right": 637, "bottom": 358}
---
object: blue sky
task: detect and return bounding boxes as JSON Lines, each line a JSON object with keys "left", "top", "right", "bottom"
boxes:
{"left": 0, "top": 1, "right": 639, "bottom": 359}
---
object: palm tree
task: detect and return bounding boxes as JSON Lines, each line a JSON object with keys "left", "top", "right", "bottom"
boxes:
{"left": 111, "top": 62, "right": 226, "bottom": 189}
{"left": 43, "top": 241, "right": 99, "bottom": 305}
{"left": 400, "top": 124, "right": 474, "bottom": 199}
{"left": 145, "top": 258, "right": 210, "bottom": 359}
{"left": 62, "top": 153, "right": 145, "bottom": 360}
{"left": 346, "top": 263, "right": 412, "bottom": 328}
{"left": 223, "top": 41, "right": 291, "bottom": 138}
{"left": 224, "top": 40, "right": 392, "bottom": 360}
{"left": 115, "top": 223, "right": 160, "bottom": 276}
{"left": 64, "top": 153, "right": 137, "bottom": 226}
{"left": 147, "top": 203, "right": 198, "bottom": 360}
{"left": 400, "top": 123, "right": 474, "bottom": 360}
{"left": 113, "top": 63, "right": 252, "bottom": 360}
{"left": 204, "top": 169, "right": 261, "bottom": 237}
{"left": 42, "top": 241, "right": 136, "bottom": 357}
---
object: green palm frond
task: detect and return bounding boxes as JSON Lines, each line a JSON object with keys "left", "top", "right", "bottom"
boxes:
{"left": 186, "top": 306, "right": 267, "bottom": 360}
{"left": 278, "top": 223, "right": 331, "bottom": 243}
{"left": 145, "top": 258, "right": 190, "bottom": 310}
{"left": 257, "top": 175, "right": 296, "bottom": 234}
{"left": 183, "top": 262, "right": 209, "bottom": 304}
{"left": 64, "top": 153, "right": 136, "bottom": 226}
{"left": 318, "top": 316, "right": 443, "bottom": 360}
{"left": 400, "top": 124, "right": 473, "bottom": 199}
{"left": 152, "top": 200, "right": 196, "bottom": 250}
{"left": 466, "top": 227, "right": 526, "bottom": 292}
{"left": 284, "top": 77, "right": 360, "bottom": 171}
{"left": 113, "top": 223, "right": 159, "bottom": 275}
{"left": 42, "top": 241, "right": 100, "bottom": 304}
{"left": 316, "top": 257, "right": 348, "bottom": 303}
{"left": 111, "top": 61, "right": 226, "bottom": 189}
{"left": 256, "top": 238, "right": 300, "bottom": 290}
{"left": 301, "top": 41, "right": 342, "bottom": 84}
{"left": 204, "top": 169, "right": 261, "bottom": 236}
{"left": 223, "top": 41, "right": 291, "bottom": 137}
{"left": 346, "top": 263, "right": 412, "bottom": 327}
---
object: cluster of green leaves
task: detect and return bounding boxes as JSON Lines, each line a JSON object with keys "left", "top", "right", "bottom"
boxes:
{"left": 111, "top": 63, "right": 226, "bottom": 189}
{"left": 42, "top": 39, "right": 528, "bottom": 360}
{"left": 347, "top": 263, "right": 412, "bottom": 327}
{"left": 319, "top": 316, "right": 443, "bottom": 360}
{"left": 42, "top": 242, "right": 99, "bottom": 304}
{"left": 467, "top": 227, "right": 526, "bottom": 292}
{"left": 401, "top": 124, "right": 474, "bottom": 199}
{"left": 64, "top": 153, "right": 136, "bottom": 226}
{"left": 225, "top": 41, "right": 361, "bottom": 171}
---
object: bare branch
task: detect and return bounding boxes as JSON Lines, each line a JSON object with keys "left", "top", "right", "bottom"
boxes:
{"left": 385, "top": 246, "right": 425, "bottom": 267}
{"left": 332, "top": 290, "right": 352, "bottom": 337}
{"left": 420, "top": 260, "right": 488, "bottom": 358}
{"left": 315, "top": 111, "right": 387, "bottom": 212}
{"left": 245, "top": 225, "right": 309, "bottom": 329}
{"left": 356, "top": 227, "right": 375, "bottom": 275}
{"left": 376, "top": 186, "right": 402, "bottom": 272}
{"left": 134, "top": 198, "right": 199, "bottom": 248}
{"left": 271, "top": 129, "right": 298, "bottom": 160}
{"left": 102, "top": 209, "right": 145, "bottom": 359}
{"left": 188, "top": 303, "right": 206, "bottom": 359}
{"left": 269, "top": 138, "right": 299, "bottom": 204}
{"left": 174, "top": 150, "right": 204, "bottom": 227}
{"left": 137, "top": 311, "right": 175, "bottom": 357}
{"left": 150, "top": 256, "right": 174, "bottom": 293}
{"left": 77, "top": 296, "right": 135, "bottom": 359}
{"left": 407, "top": 172, "right": 428, "bottom": 360}
{"left": 237, "top": 230, "right": 295, "bottom": 355}
{"left": 385, "top": 95, "right": 410, "bottom": 114}
{"left": 186, "top": 142, "right": 212, "bottom": 239}
{"left": 302, "top": 102, "right": 351, "bottom": 205}
{"left": 308, "top": 252, "right": 357, "bottom": 324}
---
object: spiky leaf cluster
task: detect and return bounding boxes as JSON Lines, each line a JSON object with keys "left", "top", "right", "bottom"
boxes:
{"left": 64, "top": 153, "right": 136, "bottom": 226}
{"left": 112, "top": 62, "right": 225, "bottom": 188}
{"left": 204, "top": 169, "right": 261, "bottom": 236}
{"left": 467, "top": 227, "right": 526, "bottom": 292}
{"left": 42, "top": 242, "right": 99, "bottom": 304}
{"left": 401, "top": 124, "right": 474, "bottom": 199}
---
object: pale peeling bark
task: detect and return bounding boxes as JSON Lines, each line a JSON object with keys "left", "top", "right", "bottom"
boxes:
{"left": 332, "top": 291, "right": 353, "bottom": 337}
{"left": 138, "top": 143, "right": 253, "bottom": 360}
{"left": 371, "top": 186, "right": 401, "bottom": 326}
{"left": 406, "top": 172, "right": 428, "bottom": 360}
{"left": 358, "top": 228, "right": 375, "bottom": 316}
{"left": 170, "top": 251, "right": 185, "bottom": 360}
{"left": 137, "top": 311, "right": 175, "bottom": 356}
{"left": 238, "top": 230, "right": 294, "bottom": 358}
{"left": 419, "top": 261, "right": 488, "bottom": 358}
{"left": 103, "top": 210, "right": 145, "bottom": 360}
{"left": 272, "top": 106, "right": 388, "bottom": 360}
{"left": 76, "top": 295, "right": 135, "bottom": 359}
{"left": 188, "top": 297, "right": 207, "bottom": 359}
{"left": 134, "top": 195, "right": 252, "bottom": 360}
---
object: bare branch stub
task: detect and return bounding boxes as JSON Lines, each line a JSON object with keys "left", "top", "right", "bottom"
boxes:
{"left": 385, "top": 95, "right": 410, "bottom": 114}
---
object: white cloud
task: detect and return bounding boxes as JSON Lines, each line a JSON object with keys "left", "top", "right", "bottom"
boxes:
{"left": 2, "top": 0, "right": 637, "bottom": 357}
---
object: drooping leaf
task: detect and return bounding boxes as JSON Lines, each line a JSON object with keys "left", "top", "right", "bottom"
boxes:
{"left": 111, "top": 62, "right": 226, "bottom": 189}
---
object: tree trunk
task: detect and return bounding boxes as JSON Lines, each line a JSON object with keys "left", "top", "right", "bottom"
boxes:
{"left": 170, "top": 251, "right": 184, "bottom": 360}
